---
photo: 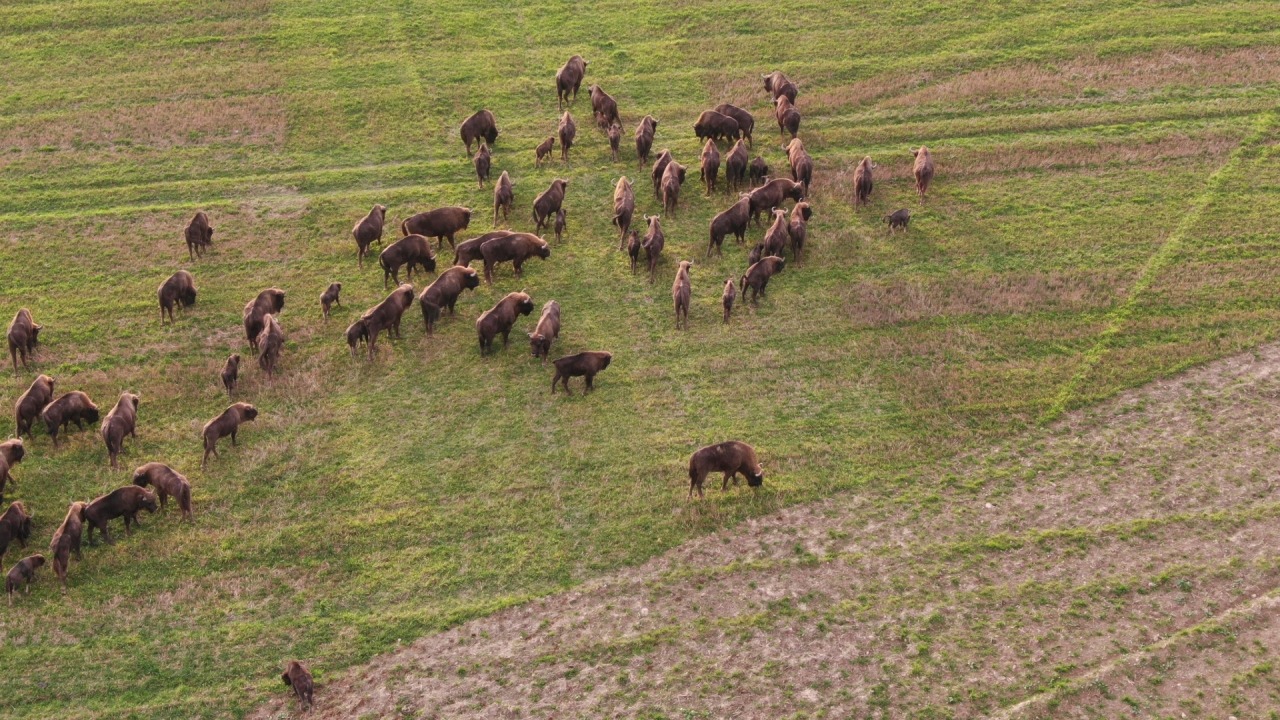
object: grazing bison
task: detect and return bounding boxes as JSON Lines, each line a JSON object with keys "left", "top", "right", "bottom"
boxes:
{"left": 749, "top": 156, "right": 769, "bottom": 187}
{"left": 345, "top": 318, "right": 368, "bottom": 358}
{"left": 132, "top": 462, "right": 192, "bottom": 521}
{"left": 722, "top": 277, "right": 737, "bottom": 323}
{"left": 612, "top": 176, "right": 635, "bottom": 248}
{"left": 558, "top": 111, "right": 577, "bottom": 163}
{"left": 535, "top": 136, "right": 555, "bottom": 167}
{"left": 493, "top": 171, "right": 514, "bottom": 226}
{"left": 379, "top": 234, "right": 437, "bottom": 288}
{"left": 650, "top": 149, "right": 673, "bottom": 201}
{"left": 641, "top": 214, "right": 665, "bottom": 282}
{"left": 748, "top": 242, "right": 764, "bottom": 266}
{"left": 700, "top": 139, "right": 721, "bottom": 195}
{"left": 282, "top": 661, "right": 315, "bottom": 711}
{"left": 157, "top": 270, "right": 197, "bottom": 324}
{"left": 635, "top": 115, "right": 658, "bottom": 167}
{"left": 532, "top": 179, "right": 569, "bottom": 235}
{"left": 201, "top": 402, "right": 258, "bottom": 468}
{"left": 762, "top": 208, "right": 790, "bottom": 258}
{"left": 361, "top": 284, "right": 415, "bottom": 359}
{"left": 184, "top": 211, "right": 214, "bottom": 260}
{"left": 460, "top": 110, "right": 498, "bottom": 156}
{"left": 688, "top": 440, "right": 764, "bottom": 499}
{"left": 528, "top": 300, "right": 561, "bottom": 363}
{"left": 556, "top": 55, "right": 588, "bottom": 108}
{"left": 476, "top": 292, "right": 535, "bottom": 356}
{"left": 455, "top": 230, "right": 513, "bottom": 268}
{"left": 554, "top": 209, "right": 567, "bottom": 244}
{"left": 473, "top": 142, "right": 491, "bottom": 188}
{"left": 748, "top": 178, "right": 804, "bottom": 224}
{"left": 101, "top": 391, "right": 140, "bottom": 469}
{"left": 0, "top": 501, "right": 32, "bottom": 562}
{"left": 785, "top": 137, "right": 813, "bottom": 194}
{"left": 588, "top": 84, "right": 620, "bottom": 128}
{"left": 243, "top": 288, "right": 286, "bottom": 352}
{"left": 84, "top": 486, "right": 157, "bottom": 545}
{"left": 853, "top": 156, "right": 876, "bottom": 208}
{"left": 763, "top": 71, "right": 794, "bottom": 100}
{"left": 660, "top": 160, "right": 687, "bottom": 214}
{"left": 551, "top": 351, "right": 612, "bottom": 394}
{"left": 419, "top": 266, "right": 480, "bottom": 334}
{"left": 725, "top": 139, "right": 749, "bottom": 192}
{"left": 913, "top": 146, "right": 935, "bottom": 202}
{"left": 0, "top": 439, "right": 25, "bottom": 502}
{"left": 401, "top": 207, "right": 472, "bottom": 251}
{"left": 14, "top": 374, "right": 54, "bottom": 438}
{"left": 789, "top": 201, "right": 812, "bottom": 265}
{"left": 713, "top": 103, "right": 755, "bottom": 146}
{"left": 256, "top": 314, "right": 285, "bottom": 377}
{"left": 481, "top": 232, "right": 551, "bottom": 284}
{"left": 320, "top": 282, "right": 342, "bottom": 320}
{"left": 607, "top": 123, "right": 621, "bottom": 161}
{"left": 672, "top": 260, "right": 692, "bottom": 330}
{"left": 49, "top": 501, "right": 86, "bottom": 591}
{"left": 626, "top": 230, "right": 642, "bottom": 274}
{"left": 7, "top": 308, "right": 41, "bottom": 372}
{"left": 885, "top": 208, "right": 911, "bottom": 233}
{"left": 693, "top": 110, "right": 740, "bottom": 144}
{"left": 741, "top": 255, "right": 786, "bottom": 303}
{"left": 708, "top": 194, "right": 751, "bottom": 258}
{"left": 5, "top": 554, "right": 43, "bottom": 605}
{"left": 42, "top": 391, "right": 100, "bottom": 447}
{"left": 352, "top": 204, "right": 387, "bottom": 268}
{"left": 221, "top": 354, "right": 240, "bottom": 394}
{"left": 774, "top": 95, "right": 801, "bottom": 139}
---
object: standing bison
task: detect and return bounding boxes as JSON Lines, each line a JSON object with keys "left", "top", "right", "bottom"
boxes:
{"left": 49, "top": 501, "right": 86, "bottom": 590}
{"left": 700, "top": 139, "right": 721, "bottom": 195}
{"left": 588, "top": 85, "right": 620, "bottom": 128}
{"left": 687, "top": 440, "right": 764, "bottom": 499}
{"left": 634, "top": 115, "right": 658, "bottom": 167}
{"left": 708, "top": 194, "right": 751, "bottom": 257}
{"left": 476, "top": 292, "right": 535, "bottom": 356}
{"left": 157, "top": 270, "right": 197, "bottom": 324}
{"left": 550, "top": 351, "right": 612, "bottom": 394}
{"left": 528, "top": 300, "right": 561, "bottom": 363}
{"left": 556, "top": 55, "right": 588, "bottom": 108}
{"left": 473, "top": 142, "right": 491, "bottom": 188}
{"left": 379, "top": 234, "right": 437, "bottom": 288}
{"left": 774, "top": 95, "right": 801, "bottom": 139}
{"left": 741, "top": 255, "right": 786, "bottom": 304}
{"left": 762, "top": 71, "right": 798, "bottom": 103}
{"left": 558, "top": 111, "right": 577, "bottom": 163}
{"left": 401, "top": 207, "right": 472, "bottom": 251}
{"left": 256, "top": 314, "right": 285, "bottom": 377}
{"left": 7, "top": 308, "right": 41, "bottom": 372}
{"left": 725, "top": 139, "right": 749, "bottom": 192}
{"left": 352, "top": 204, "right": 387, "bottom": 268}
{"left": 660, "top": 160, "right": 687, "bottom": 214}
{"left": 913, "top": 146, "right": 935, "bottom": 202}
{"left": 747, "top": 178, "right": 804, "bottom": 225}
{"left": 419, "top": 266, "right": 480, "bottom": 335}
{"left": 184, "top": 211, "right": 214, "bottom": 260}
{"left": 320, "top": 282, "right": 342, "bottom": 320}
{"left": 713, "top": 103, "right": 755, "bottom": 146}
{"left": 789, "top": 201, "right": 812, "bottom": 265}
{"left": 853, "top": 156, "right": 876, "bottom": 208}
{"left": 693, "top": 110, "right": 739, "bottom": 144}
{"left": 243, "top": 288, "right": 285, "bottom": 352}
{"left": 42, "top": 391, "right": 100, "bottom": 447}
{"left": 132, "top": 462, "right": 193, "bottom": 521}
{"left": 641, "top": 214, "right": 665, "bottom": 282}
{"left": 481, "top": 233, "right": 551, "bottom": 284}
{"left": 83, "top": 486, "right": 157, "bottom": 544}
{"left": 785, "top": 137, "right": 813, "bottom": 194}
{"left": 532, "top": 179, "right": 569, "bottom": 235}
{"left": 361, "top": 284, "right": 415, "bottom": 359}
{"left": 14, "top": 374, "right": 54, "bottom": 438}
{"left": 201, "top": 402, "right": 258, "bottom": 468}
{"left": 749, "top": 156, "right": 769, "bottom": 186}
{"left": 612, "top": 176, "right": 636, "bottom": 248}
{"left": 721, "top": 277, "right": 737, "bottom": 323}
{"left": 607, "top": 123, "right": 622, "bottom": 162}
{"left": 454, "top": 230, "right": 512, "bottom": 268}
{"left": 672, "top": 260, "right": 692, "bottom": 330}
{"left": 100, "top": 391, "right": 140, "bottom": 469}
{"left": 460, "top": 110, "right": 498, "bottom": 155}
{"left": 493, "top": 171, "right": 514, "bottom": 226}
{"left": 650, "top": 149, "right": 673, "bottom": 201}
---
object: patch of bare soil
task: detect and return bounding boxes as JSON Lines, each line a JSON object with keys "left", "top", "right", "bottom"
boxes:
{"left": 253, "top": 344, "right": 1280, "bottom": 719}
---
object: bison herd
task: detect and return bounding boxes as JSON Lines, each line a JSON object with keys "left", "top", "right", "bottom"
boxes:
{"left": 2, "top": 54, "right": 942, "bottom": 711}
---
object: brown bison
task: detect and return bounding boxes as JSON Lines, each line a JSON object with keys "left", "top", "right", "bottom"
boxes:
{"left": 84, "top": 486, "right": 157, "bottom": 544}
{"left": 473, "top": 142, "right": 491, "bottom": 188}
{"left": 0, "top": 501, "right": 31, "bottom": 561}
{"left": 157, "top": 270, "right": 197, "bottom": 323}
{"left": 748, "top": 178, "right": 804, "bottom": 224}
{"left": 5, "top": 554, "right": 43, "bottom": 605}
{"left": 700, "top": 139, "right": 721, "bottom": 195}
{"left": 455, "top": 230, "right": 513, "bottom": 267}
{"left": 762, "top": 208, "right": 790, "bottom": 258}
{"left": 725, "top": 139, "right": 749, "bottom": 192}
{"left": 481, "top": 232, "right": 551, "bottom": 284}
{"left": 661, "top": 160, "right": 687, "bottom": 214}
{"left": 42, "top": 391, "right": 100, "bottom": 447}
{"left": 361, "top": 284, "right": 415, "bottom": 359}
{"left": 789, "top": 201, "right": 812, "bottom": 265}
{"left": 885, "top": 208, "right": 911, "bottom": 233}
{"left": 551, "top": 351, "right": 612, "bottom": 395}
{"left": 101, "top": 391, "right": 140, "bottom": 469}
{"left": 626, "top": 230, "right": 642, "bottom": 274}
{"left": 49, "top": 501, "right": 86, "bottom": 591}
{"left": 379, "top": 234, "right": 437, "bottom": 288}
{"left": 401, "top": 207, "right": 472, "bottom": 251}
{"left": 634, "top": 115, "right": 658, "bottom": 167}
{"left": 688, "top": 440, "right": 764, "bottom": 499}
{"left": 713, "top": 103, "right": 755, "bottom": 146}
{"left": 588, "top": 84, "right": 620, "bottom": 128}
{"left": 556, "top": 55, "right": 588, "bottom": 108}
{"left": 785, "top": 137, "right": 812, "bottom": 194}
{"left": 694, "top": 110, "right": 740, "bottom": 145}
{"left": 853, "top": 156, "right": 876, "bottom": 208}
{"left": 184, "top": 210, "right": 214, "bottom": 261}
{"left": 281, "top": 660, "right": 315, "bottom": 711}
{"left": 741, "top": 255, "right": 786, "bottom": 303}
{"left": 243, "top": 288, "right": 286, "bottom": 352}
{"left": 774, "top": 95, "right": 800, "bottom": 139}
{"left": 612, "top": 176, "right": 635, "bottom": 248}
{"left": 460, "top": 109, "right": 498, "bottom": 155}
{"left": 535, "top": 136, "right": 555, "bottom": 167}
{"left": 476, "top": 292, "right": 535, "bottom": 356}
{"left": 673, "top": 260, "right": 692, "bottom": 330}
{"left": 201, "top": 402, "right": 258, "bottom": 468}
{"left": 748, "top": 242, "right": 764, "bottom": 266}
{"left": 0, "top": 439, "right": 25, "bottom": 502}
{"left": 256, "top": 314, "right": 285, "bottom": 377}
{"left": 642, "top": 214, "right": 665, "bottom": 282}
{"left": 912, "top": 146, "right": 935, "bottom": 202}
{"left": 749, "top": 156, "right": 769, "bottom": 187}
{"left": 132, "top": 462, "right": 193, "bottom": 521}
{"left": 708, "top": 194, "right": 752, "bottom": 258}
{"left": 763, "top": 71, "right": 797, "bottom": 103}
{"left": 558, "top": 111, "right": 577, "bottom": 163}
{"left": 650, "top": 149, "right": 673, "bottom": 201}
{"left": 532, "top": 179, "right": 569, "bottom": 234}
{"left": 607, "top": 122, "right": 621, "bottom": 162}
{"left": 221, "top": 354, "right": 240, "bottom": 394}
{"left": 14, "top": 374, "right": 54, "bottom": 438}
{"left": 419, "top": 266, "right": 480, "bottom": 334}
{"left": 352, "top": 204, "right": 387, "bottom": 268}
{"left": 7, "top": 308, "right": 41, "bottom": 372}
{"left": 528, "top": 300, "right": 561, "bottom": 363}
{"left": 554, "top": 209, "right": 567, "bottom": 244}
{"left": 493, "top": 171, "right": 514, "bottom": 225}
{"left": 320, "top": 282, "right": 342, "bottom": 320}
{"left": 345, "top": 319, "right": 368, "bottom": 358}
{"left": 722, "top": 277, "right": 737, "bottom": 323}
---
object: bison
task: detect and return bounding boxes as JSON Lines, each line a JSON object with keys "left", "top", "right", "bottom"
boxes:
{"left": 885, "top": 208, "right": 911, "bottom": 233}
{"left": 281, "top": 660, "right": 315, "bottom": 712}
{"left": 84, "top": 486, "right": 157, "bottom": 545}
{"left": 532, "top": 179, "right": 569, "bottom": 235}
{"left": 650, "top": 148, "right": 672, "bottom": 201}
{"left": 201, "top": 402, "right": 258, "bottom": 468}
{"left": 379, "top": 234, "right": 437, "bottom": 288}
{"left": 749, "top": 156, "right": 769, "bottom": 186}
{"left": 455, "top": 230, "right": 513, "bottom": 268}
{"left": 0, "top": 501, "right": 32, "bottom": 561}
{"left": 481, "top": 232, "right": 551, "bottom": 284}
{"left": 635, "top": 115, "right": 658, "bottom": 167}
{"left": 700, "top": 139, "right": 720, "bottom": 195}
{"left": 788, "top": 201, "right": 812, "bottom": 265}
{"left": 361, "top": 284, "right": 415, "bottom": 359}
{"left": 157, "top": 270, "right": 197, "bottom": 323}
{"left": 588, "top": 84, "right": 620, "bottom": 128}
{"left": 558, "top": 111, "right": 577, "bottom": 163}
{"left": 725, "top": 139, "right": 749, "bottom": 192}
{"left": 693, "top": 110, "right": 740, "bottom": 144}
{"left": 42, "top": 391, "right": 100, "bottom": 447}
{"left": 642, "top": 214, "right": 665, "bottom": 282}
{"left": 493, "top": 170, "right": 514, "bottom": 226}
{"left": 747, "top": 178, "right": 804, "bottom": 225}
{"left": 528, "top": 300, "right": 561, "bottom": 363}
{"left": 626, "top": 230, "right": 642, "bottom": 274}
{"left": 476, "top": 291, "right": 535, "bottom": 356}
{"left": 853, "top": 156, "right": 876, "bottom": 208}
{"left": 660, "top": 160, "right": 686, "bottom": 214}
{"left": 100, "top": 391, "right": 140, "bottom": 469}
{"left": 762, "top": 208, "right": 790, "bottom": 258}
{"left": 673, "top": 260, "right": 692, "bottom": 330}
{"left": 551, "top": 351, "right": 612, "bottom": 394}
{"left": 132, "top": 462, "right": 193, "bottom": 521}
{"left": 612, "top": 176, "right": 635, "bottom": 248}
{"left": 320, "top": 282, "right": 342, "bottom": 321}
{"left": 460, "top": 109, "right": 498, "bottom": 156}
{"left": 256, "top": 314, "right": 285, "bottom": 377}
{"left": 221, "top": 354, "right": 240, "bottom": 395}
{"left": 607, "top": 122, "right": 622, "bottom": 162}
{"left": 473, "top": 142, "right": 491, "bottom": 188}
{"left": 774, "top": 95, "right": 800, "bottom": 139}
{"left": 14, "top": 374, "right": 54, "bottom": 438}
{"left": 345, "top": 318, "right": 368, "bottom": 359}
{"left": 0, "top": 439, "right": 25, "bottom": 502}
{"left": 49, "top": 501, "right": 86, "bottom": 591}
{"left": 785, "top": 137, "right": 812, "bottom": 194}
{"left": 5, "top": 554, "right": 43, "bottom": 605}
{"left": 912, "top": 146, "right": 935, "bottom": 202}
{"left": 713, "top": 103, "right": 755, "bottom": 146}
{"left": 556, "top": 55, "right": 588, "bottom": 109}
{"left": 184, "top": 210, "right": 214, "bottom": 260}
{"left": 708, "top": 194, "right": 751, "bottom": 257}
{"left": 243, "top": 288, "right": 286, "bottom": 352}
{"left": 688, "top": 440, "right": 763, "bottom": 499}
{"left": 741, "top": 255, "right": 785, "bottom": 304}
{"left": 419, "top": 266, "right": 480, "bottom": 334}
{"left": 722, "top": 277, "right": 737, "bottom": 323}
{"left": 535, "top": 136, "right": 555, "bottom": 167}
{"left": 401, "top": 207, "right": 472, "bottom": 251}
{"left": 352, "top": 204, "right": 387, "bottom": 268}
{"left": 554, "top": 209, "right": 567, "bottom": 244}
{"left": 7, "top": 308, "right": 41, "bottom": 372}
{"left": 763, "top": 71, "right": 798, "bottom": 103}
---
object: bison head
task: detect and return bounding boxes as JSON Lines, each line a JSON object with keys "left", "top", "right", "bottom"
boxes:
{"left": 528, "top": 333, "right": 548, "bottom": 357}
{"left": 462, "top": 270, "right": 481, "bottom": 290}
{"left": 3, "top": 439, "right": 25, "bottom": 464}
{"left": 29, "top": 324, "right": 41, "bottom": 346}
{"left": 240, "top": 405, "right": 259, "bottom": 422}
{"left": 746, "top": 467, "right": 764, "bottom": 488}
{"left": 140, "top": 491, "right": 159, "bottom": 513}
{"left": 517, "top": 296, "right": 535, "bottom": 316}
{"left": 181, "top": 288, "right": 197, "bottom": 307}
{"left": 131, "top": 468, "right": 148, "bottom": 487}
{"left": 537, "top": 244, "right": 551, "bottom": 259}
{"left": 598, "top": 352, "right": 613, "bottom": 370}
{"left": 83, "top": 407, "right": 101, "bottom": 425}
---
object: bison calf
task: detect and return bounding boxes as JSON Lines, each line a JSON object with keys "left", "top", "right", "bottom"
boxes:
{"left": 476, "top": 292, "right": 534, "bottom": 356}
{"left": 528, "top": 300, "right": 561, "bottom": 363}
{"left": 100, "top": 391, "right": 140, "bottom": 469}
{"left": 282, "top": 661, "right": 315, "bottom": 711}
{"left": 473, "top": 142, "right": 491, "bottom": 188}
{"left": 221, "top": 354, "right": 240, "bottom": 395}
{"left": 554, "top": 209, "right": 567, "bottom": 244}
{"left": 0, "top": 440, "right": 25, "bottom": 502}
{"left": 688, "top": 440, "right": 764, "bottom": 500}
{"left": 419, "top": 266, "right": 480, "bottom": 335}
{"left": 5, "top": 554, "right": 44, "bottom": 605}
{"left": 320, "top": 282, "right": 342, "bottom": 320}
{"left": 607, "top": 122, "right": 622, "bottom": 162}
{"left": 722, "top": 277, "right": 736, "bottom": 323}
{"left": 535, "top": 136, "right": 555, "bottom": 167}
{"left": 0, "top": 501, "right": 32, "bottom": 561}
{"left": 132, "top": 462, "right": 193, "bottom": 521}
{"left": 551, "top": 351, "right": 612, "bottom": 394}
{"left": 49, "top": 501, "right": 86, "bottom": 591}
{"left": 345, "top": 318, "right": 368, "bottom": 358}
{"left": 749, "top": 156, "right": 769, "bottom": 187}
{"left": 42, "top": 391, "right": 100, "bottom": 447}
{"left": 626, "top": 230, "right": 642, "bottom": 274}
{"left": 885, "top": 208, "right": 911, "bottom": 233}
{"left": 84, "top": 486, "right": 157, "bottom": 545}
{"left": 157, "top": 270, "right": 197, "bottom": 324}
{"left": 201, "top": 402, "right": 258, "bottom": 468}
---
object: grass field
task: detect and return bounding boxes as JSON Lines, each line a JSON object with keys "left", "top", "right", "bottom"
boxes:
{"left": 2, "top": 1, "right": 1280, "bottom": 717}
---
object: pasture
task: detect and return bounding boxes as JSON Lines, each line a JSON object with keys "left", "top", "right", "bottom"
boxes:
{"left": 2, "top": 0, "right": 1280, "bottom": 717}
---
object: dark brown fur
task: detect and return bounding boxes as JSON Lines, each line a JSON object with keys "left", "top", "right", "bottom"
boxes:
{"left": 785, "top": 137, "right": 812, "bottom": 194}
{"left": 708, "top": 195, "right": 751, "bottom": 257}
{"left": 14, "top": 374, "right": 54, "bottom": 438}
{"left": 400, "top": 207, "right": 472, "bottom": 251}
{"left": 748, "top": 242, "right": 764, "bottom": 266}
{"left": 763, "top": 72, "right": 798, "bottom": 103}
{"left": 535, "top": 136, "right": 555, "bottom": 167}
{"left": 749, "top": 156, "right": 769, "bottom": 186}
{"left": 713, "top": 103, "right": 755, "bottom": 146}
{"left": 556, "top": 55, "right": 588, "bottom": 109}
{"left": 320, "top": 282, "right": 342, "bottom": 320}
{"left": 481, "top": 232, "right": 551, "bottom": 284}
{"left": 0, "top": 501, "right": 32, "bottom": 562}
{"left": 184, "top": 211, "right": 214, "bottom": 261}
{"left": 532, "top": 179, "right": 569, "bottom": 234}
{"left": 722, "top": 277, "right": 736, "bottom": 323}
{"left": 607, "top": 123, "right": 621, "bottom": 162}
{"left": 42, "top": 391, "right": 100, "bottom": 447}
{"left": 345, "top": 319, "right": 368, "bottom": 358}
{"left": 256, "top": 314, "right": 285, "bottom": 377}
{"left": 912, "top": 145, "right": 935, "bottom": 202}
{"left": 700, "top": 139, "right": 720, "bottom": 196}
{"left": 157, "top": 270, "right": 197, "bottom": 323}
{"left": 693, "top": 110, "right": 739, "bottom": 144}
{"left": 747, "top": 178, "right": 804, "bottom": 225}
{"left": 84, "top": 486, "right": 157, "bottom": 545}
{"left": 554, "top": 209, "right": 566, "bottom": 244}
{"left": 558, "top": 111, "right": 577, "bottom": 163}
{"left": 688, "top": 440, "right": 763, "bottom": 499}
{"left": 352, "top": 204, "right": 386, "bottom": 268}
{"left": 473, "top": 142, "right": 491, "bottom": 188}
{"left": 493, "top": 171, "right": 514, "bottom": 225}
{"left": 361, "top": 284, "right": 415, "bottom": 359}
{"left": 634, "top": 115, "right": 657, "bottom": 167}
{"left": 419, "top": 266, "right": 480, "bottom": 334}
{"left": 460, "top": 109, "right": 498, "bottom": 155}
{"left": 661, "top": 161, "right": 686, "bottom": 214}
{"left": 642, "top": 214, "right": 665, "bottom": 282}
{"left": 741, "top": 255, "right": 786, "bottom": 303}
{"left": 773, "top": 95, "right": 800, "bottom": 138}
{"left": 0, "top": 440, "right": 25, "bottom": 502}
{"left": 49, "top": 501, "right": 86, "bottom": 590}
{"left": 476, "top": 292, "right": 535, "bottom": 356}
{"left": 650, "top": 149, "right": 672, "bottom": 201}
{"left": 853, "top": 156, "right": 875, "bottom": 208}
{"left": 612, "top": 176, "right": 635, "bottom": 248}
{"left": 5, "top": 553, "right": 44, "bottom": 605}
{"left": 788, "top": 201, "right": 812, "bottom": 265}
{"left": 455, "top": 231, "right": 513, "bottom": 268}
{"left": 885, "top": 208, "right": 911, "bottom": 233}
{"left": 550, "top": 351, "right": 612, "bottom": 394}
{"left": 7, "top": 308, "right": 41, "bottom": 372}
{"left": 626, "top": 230, "right": 642, "bottom": 274}
{"left": 132, "top": 462, "right": 193, "bottom": 521}
{"left": 762, "top": 208, "right": 790, "bottom": 258}
{"left": 379, "top": 234, "right": 437, "bottom": 288}
{"left": 672, "top": 260, "right": 692, "bottom": 330}
{"left": 725, "top": 139, "right": 749, "bottom": 192}
{"left": 281, "top": 660, "right": 315, "bottom": 711}
{"left": 201, "top": 402, "right": 258, "bottom": 468}
{"left": 221, "top": 354, "right": 240, "bottom": 394}
{"left": 528, "top": 300, "right": 561, "bottom": 363}
{"left": 243, "top": 288, "right": 286, "bottom": 352}
{"left": 588, "top": 84, "right": 620, "bottom": 128}
{"left": 100, "top": 391, "right": 139, "bottom": 469}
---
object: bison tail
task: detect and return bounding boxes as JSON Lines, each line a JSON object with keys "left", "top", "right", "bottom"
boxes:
{"left": 179, "top": 484, "right": 192, "bottom": 517}
{"left": 399, "top": 219, "right": 410, "bottom": 236}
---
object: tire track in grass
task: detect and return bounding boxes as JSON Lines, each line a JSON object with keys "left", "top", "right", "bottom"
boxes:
{"left": 1041, "top": 109, "right": 1277, "bottom": 423}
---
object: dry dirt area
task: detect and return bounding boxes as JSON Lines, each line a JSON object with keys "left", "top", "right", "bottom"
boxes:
{"left": 255, "top": 345, "right": 1280, "bottom": 719}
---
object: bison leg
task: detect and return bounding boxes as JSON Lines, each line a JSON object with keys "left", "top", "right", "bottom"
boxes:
{"left": 501, "top": 329, "right": 510, "bottom": 348}
{"left": 585, "top": 373, "right": 596, "bottom": 392}
{"left": 550, "top": 371, "right": 560, "bottom": 393}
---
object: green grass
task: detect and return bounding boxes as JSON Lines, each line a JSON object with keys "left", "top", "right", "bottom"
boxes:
{"left": 1, "top": 0, "right": 1280, "bottom": 717}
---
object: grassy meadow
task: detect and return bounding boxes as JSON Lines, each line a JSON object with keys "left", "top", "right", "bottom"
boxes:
{"left": 2, "top": 0, "right": 1280, "bottom": 717}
